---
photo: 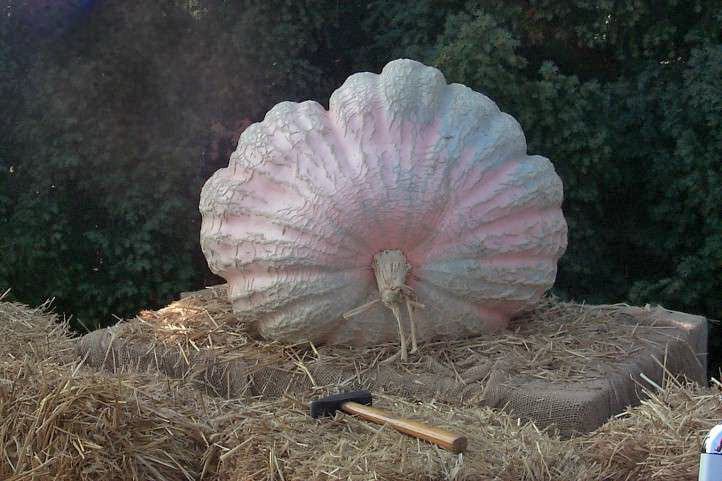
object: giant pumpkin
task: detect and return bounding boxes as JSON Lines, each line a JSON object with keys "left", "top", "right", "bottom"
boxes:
{"left": 200, "top": 59, "right": 567, "bottom": 360}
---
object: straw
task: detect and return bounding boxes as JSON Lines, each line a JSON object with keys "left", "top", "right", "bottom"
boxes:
{"left": 203, "top": 375, "right": 721, "bottom": 481}
{"left": 204, "top": 394, "right": 599, "bottom": 481}
{"left": 0, "top": 299, "right": 75, "bottom": 363}
{"left": 0, "top": 357, "right": 236, "bottom": 481}
{"left": 581, "top": 374, "right": 721, "bottom": 481}
{"left": 2, "top": 295, "right": 718, "bottom": 480}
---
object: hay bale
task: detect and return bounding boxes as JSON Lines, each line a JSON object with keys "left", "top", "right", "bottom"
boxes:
{"left": 0, "top": 297, "right": 75, "bottom": 363}
{"left": 76, "top": 287, "right": 708, "bottom": 436}
{"left": 583, "top": 375, "right": 721, "bottom": 481}
{"left": 204, "top": 395, "right": 598, "bottom": 481}
{"left": 0, "top": 357, "right": 231, "bottom": 481}
{"left": 2, "top": 292, "right": 716, "bottom": 480}
{"left": 2, "top": 361, "right": 713, "bottom": 481}
{"left": 205, "top": 376, "right": 720, "bottom": 481}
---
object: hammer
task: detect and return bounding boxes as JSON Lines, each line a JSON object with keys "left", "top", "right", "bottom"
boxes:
{"left": 310, "top": 390, "right": 467, "bottom": 453}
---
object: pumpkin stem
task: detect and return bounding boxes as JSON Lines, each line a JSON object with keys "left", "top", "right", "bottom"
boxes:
{"left": 406, "top": 297, "right": 418, "bottom": 354}
{"left": 342, "top": 250, "right": 422, "bottom": 361}
{"left": 390, "top": 304, "right": 407, "bottom": 362}
{"left": 372, "top": 249, "right": 417, "bottom": 362}
{"left": 342, "top": 298, "right": 380, "bottom": 319}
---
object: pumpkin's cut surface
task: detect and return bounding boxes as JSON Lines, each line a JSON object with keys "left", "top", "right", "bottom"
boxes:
{"left": 200, "top": 58, "right": 567, "bottom": 347}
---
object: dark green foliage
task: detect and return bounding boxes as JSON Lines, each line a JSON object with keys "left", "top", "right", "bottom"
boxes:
{"left": 2, "top": 0, "right": 206, "bottom": 326}
{"left": 0, "top": 43, "right": 14, "bottom": 200}
{"left": 1, "top": 0, "right": 719, "bottom": 377}
{"left": 355, "top": 0, "right": 468, "bottom": 70}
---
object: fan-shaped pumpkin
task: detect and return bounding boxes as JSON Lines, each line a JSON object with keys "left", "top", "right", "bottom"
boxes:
{"left": 200, "top": 59, "right": 567, "bottom": 359}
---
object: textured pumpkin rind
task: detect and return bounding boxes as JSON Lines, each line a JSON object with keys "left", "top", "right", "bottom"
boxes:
{"left": 200, "top": 58, "right": 568, "bottom": 346}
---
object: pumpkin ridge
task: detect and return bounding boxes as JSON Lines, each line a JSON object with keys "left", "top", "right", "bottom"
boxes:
{"left": 453, "top": 207, "right": 565, "bottom": 245}
{"left": 247, "top": 290, "right": 373, "bottom": 344}
{"left": 418, "top": 250, "right": 561, "bottom": 266}
{"left": 406, "top": 156, "right": 522, "bottom": 257}
{"left": 414, "top": 278, "right": 542, "bottom": 309}
{"left": 201, "top": 223, "right": 364, "bottom": 267}
{"left": 247, "top": 111, "right": 378, "bottom": 253}
{"left": 412, "top": 207, "right": 566, "bottom": 265}
{"left": 218, "top": 258, "right": 367, "bottom": 276}
{"left": 218, "top": 212, "right": 367, "bottom": 259}
{"left": 403, "top": 117, "right": 528, "bottom": 256}
{"left": 204, "top": 175, "right": 374, "bottom": 256}
{"left": 229, "top": 274, "right": 369, "bottom": 313}
{"left": 417, "top": 264, "right": 556, "bottom": 292}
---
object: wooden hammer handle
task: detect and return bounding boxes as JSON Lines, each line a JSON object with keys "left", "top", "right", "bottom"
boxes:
{"left": 341, "top": 401, "right": 467, "bottom": 453}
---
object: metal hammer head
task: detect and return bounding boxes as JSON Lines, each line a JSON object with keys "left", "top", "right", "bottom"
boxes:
{"left": 310, "top": 390, "right": 372, "bottom": 418}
